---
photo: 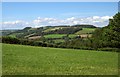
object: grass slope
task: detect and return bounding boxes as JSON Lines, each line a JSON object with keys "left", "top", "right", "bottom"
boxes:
{"left": 2, "top": 44, "right": 118, "bottom": 75}
{"left": 44, "top": 34, "right": 66, "bottom": 38}
{"left": 75, "top": 28, "right": 96, "bottom": 35}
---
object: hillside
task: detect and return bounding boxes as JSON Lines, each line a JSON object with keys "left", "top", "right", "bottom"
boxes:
{"left": 3, "top": 25, "right": 96, "bottom": 38}
{"left": 0, "top": 30, "right": 18, "bottom": 36}
{"left": 1, "top": 25, "right": 97, "bottom": 44}
{"left": 2, "top": 43, "right": 118, "bottom": 75}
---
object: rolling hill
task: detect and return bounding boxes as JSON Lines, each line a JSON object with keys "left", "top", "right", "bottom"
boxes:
{"left": 1, "top": 25, "right": 98, "bottom": 49}
{"left": 2, "top": 25, "right": 96, "bottom": 38}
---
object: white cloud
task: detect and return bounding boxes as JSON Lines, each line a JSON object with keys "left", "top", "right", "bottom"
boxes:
{"left": 1, "top": 16, "right": 113, "bottom": 29}
{"left": 2, "top": 20, "right": 30, "bottom": 29}
{"left": 101, "top": 16, "right": 113, "bottom": 20}
{"left": 3, "top": 20, "right": 23, "bottom": 25}
{"left": 93, "top": 16, "right": 100, "bottom": 19}
{"left": 66, "top": 17, "right": 76, "bottom": 21}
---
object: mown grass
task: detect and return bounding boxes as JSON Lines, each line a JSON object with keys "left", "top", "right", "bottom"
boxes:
{"left": 2, "top": 44, "right": 118, "bottom": 75}
{"left": 68, "top": 34, "right": 77, "bottom": 38}
{"left": 44, "top": 34, "right": 66, "bottom": 38}
{"left": 75, "top": 28, "right": 96, "bottom": 35}
{"left": 44, "top": 34, "right": 78, "bottom": 39}
{"left": 0, "top": 43, "right": 2, "bottom": 76}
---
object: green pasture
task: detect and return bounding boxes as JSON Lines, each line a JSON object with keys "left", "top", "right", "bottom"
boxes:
{"left": 44, "top": 34, "right": 66, "bottom": 39}
{"left": 75, "top": 28, "right": 96, "bottom": 35}
{"left": 2, "top": 44, "right": 118, "bottom": 75}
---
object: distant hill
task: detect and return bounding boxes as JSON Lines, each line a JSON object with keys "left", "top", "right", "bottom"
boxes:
{"left": 0, "top": 30, "right": 18, "bottom": 36}
{"left": 73, "top": 24, "right": 96, "bottom": 28}
{"left": 1, "top": 25, "right": 97, "bottom": 39}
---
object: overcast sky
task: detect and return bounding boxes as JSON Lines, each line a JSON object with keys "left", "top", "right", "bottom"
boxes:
{"left": 1, "top": 2, "right": 118, "bottom": 29}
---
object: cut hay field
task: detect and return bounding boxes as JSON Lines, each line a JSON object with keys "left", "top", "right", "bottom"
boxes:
{"left": 75, "top": 28, "right": 96, "bottom": 35}
{"left": 44, "top": 34, "right": 66, "bottom": 38}
{"left": 2, "top": 44, "right": 118, "bottom": 75}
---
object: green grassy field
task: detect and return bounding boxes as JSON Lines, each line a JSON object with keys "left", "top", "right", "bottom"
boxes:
{"left": 75, "top": 28, "right": 96, "bottom": 35}
{"left": 2, "top": 44, "right": 118, "bottom": 75}
{"left": 44, "top": 34, "right": 66, "bottom": 38}
{"left": 68, "top": 34, "right": 77, "bottom": 38}
{"left": 44, "top": 34, "right": 78, "bottom": 39}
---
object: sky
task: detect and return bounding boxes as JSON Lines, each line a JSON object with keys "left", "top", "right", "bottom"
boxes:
{"left": 1, "top": 2, "right": 118, "bottom": 29}
{"left": 2, "top": 0, "right": 120, "bottom": 2}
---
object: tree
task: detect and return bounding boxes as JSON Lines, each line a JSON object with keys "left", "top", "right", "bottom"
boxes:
{"left": 92, "top": 13, "right": 120, "bottom": 48}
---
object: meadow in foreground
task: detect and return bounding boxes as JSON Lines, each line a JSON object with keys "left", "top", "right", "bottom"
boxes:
{"left": 2, "top": 44, "right": 118, "bottom": 75}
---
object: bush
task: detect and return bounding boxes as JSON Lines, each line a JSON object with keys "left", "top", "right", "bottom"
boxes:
{"left": 2, "top": 36, "right": 20, "bottom": 44}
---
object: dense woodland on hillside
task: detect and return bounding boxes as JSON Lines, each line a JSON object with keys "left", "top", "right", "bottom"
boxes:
{"left": 1, "top": 13, "right": 120, "bottom": 52}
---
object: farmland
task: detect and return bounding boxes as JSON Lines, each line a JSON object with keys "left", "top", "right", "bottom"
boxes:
{"left": 44, "top": 34, "right": 66, "bottom": 39}
{"left": 1, "top": 25, "right": 97, "bottom": 46}
{"left": 2, "top": 44, "right": 118, "bottom": 75}
{"left": 44, "top": 34, "right": 78, "bottom": 39}
{"left": 75, "top": 28, "right": 96, "bottom": 35}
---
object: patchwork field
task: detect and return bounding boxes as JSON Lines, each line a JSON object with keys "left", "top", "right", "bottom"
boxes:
{"left": 2, "top": 44, "right": 118, "bottom": 75}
